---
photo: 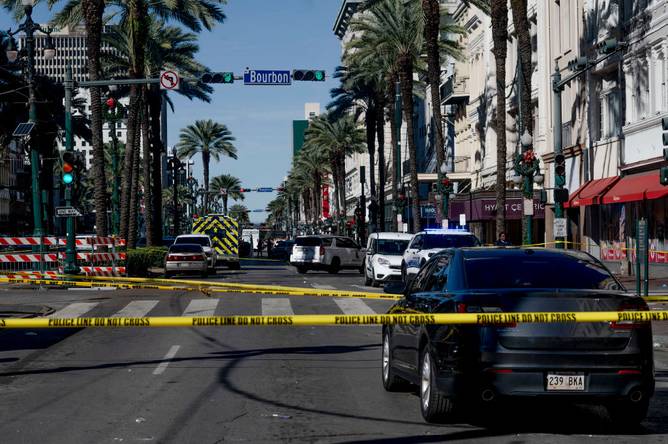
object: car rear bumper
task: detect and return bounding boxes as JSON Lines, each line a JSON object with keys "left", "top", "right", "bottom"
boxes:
{"left": 165, "top": 261, "right": 207, "bottom": 273}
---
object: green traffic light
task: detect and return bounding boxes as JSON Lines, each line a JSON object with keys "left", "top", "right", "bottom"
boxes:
{"left": 314, "top": 70, "right": 324, "bottom": 81}
{"left": 63, "top": 173, "right": 74, "bottom": 184}
{"left": 223, "top": 72, "right": 233, "bottom": 83}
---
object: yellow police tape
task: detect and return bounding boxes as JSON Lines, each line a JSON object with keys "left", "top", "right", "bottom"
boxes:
{"left": 0, "top": 277, "right": 207, "bottom": 293}
{"left": 59, "top": 274, "right": 389, "bottom": 299}
{"left": 1, "top": 310, "right": 667, "bottom": 329}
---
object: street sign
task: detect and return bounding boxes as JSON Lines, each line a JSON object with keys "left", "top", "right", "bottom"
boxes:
{"left": 160, "top": 70, "right": 180, "bottom": 90}
{"left": 56, "top": 206, "right": 82, "bottom": 217}
{"left": 553, "top": 218, "right": 567, "bottom": 237}
{"left": 523, "top": 197, "right": 534, "bottom": 216}
{"left": 256, "top": 187, "right": 273, "bottom": 192}
{"left": 13, "top": 122, "right": 34, "bottom": 137}
{"left": 243, "top": 69, "right": 291, "bottom": 86}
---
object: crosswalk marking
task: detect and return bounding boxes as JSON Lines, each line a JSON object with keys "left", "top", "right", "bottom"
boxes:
{"left": 182, "top": 299, "right": 219, "bottom": 317}
{"left": 334, "top": 298, "right": 376, "bottom": 315}
{"left": 261, "top": 298, "right": 294, "bottom": 316}
{"left": 48, "top": 302, "right": 98, "bottom": 319}
{"left": 112, "top": 300, "right": 159, "bottom": 318}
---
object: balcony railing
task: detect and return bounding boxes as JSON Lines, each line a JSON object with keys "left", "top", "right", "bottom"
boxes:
{"left": 440, "top": 74, "right": 469, "bottom": 105}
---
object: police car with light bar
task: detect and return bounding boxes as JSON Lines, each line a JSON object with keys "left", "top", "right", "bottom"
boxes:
{"left": 401, "top": 228, "right": 479, "bottom": 281}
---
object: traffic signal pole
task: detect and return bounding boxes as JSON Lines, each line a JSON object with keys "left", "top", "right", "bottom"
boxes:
{"left": 63, "top": 66, "right": 78, "bottom": 274}
{"left": 551, "top": 40, "right": 626, "bottom": 249}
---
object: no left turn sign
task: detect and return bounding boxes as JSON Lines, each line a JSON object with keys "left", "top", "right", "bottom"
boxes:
{"left": 160, "top": 70, "right": 180, "bottom": 90}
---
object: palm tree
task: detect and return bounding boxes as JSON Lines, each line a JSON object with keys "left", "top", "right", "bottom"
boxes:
{"left": 52, "top": 0, "right": 227, "bottom": 241}
{"left": 491, "top": 0, "right": 509, "bottom": 239}
{"left": 177, "top": 120, "right": 237, "bottom": 214}
{"left": 303, "top": 114, "right": 365, "bottom": 217}
{"left": 229, "top": 204, "right": 250, "bottom": 226}
{"left": 293, "top": 146, "right": 330, "bottom": 225}
{"left": 349, "top": 0, "right": 425, "bottom": 232}
{"left": 101, "top": 19, "right": 213, "bottom": 245}
{"left": 210, "top": 173, "right": 244, "bottom": 214}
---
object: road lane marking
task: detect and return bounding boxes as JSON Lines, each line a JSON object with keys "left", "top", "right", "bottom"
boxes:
{"left": 334, "top": 298, "right": 376, "bottom": 315}
{"left": 311, "top": 284, "right": 336, "bottom": 290}
{"left": 48, "top": 302, "right": 98, "bottom": 319}
{"left": 153, "top": 345, "right": 180, "bottom": 375}
{"left": 261, "top": 298, "right": 294, "bottom": 316}
{"left": 182, "top": 299, "right": 219, "bottom": 317}
{"left": 112, "top": 300, "right": 159, "bottom": 318}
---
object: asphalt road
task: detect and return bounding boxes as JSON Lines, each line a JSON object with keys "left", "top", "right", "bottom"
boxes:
{"left": 0, "top": 260, "right": 667, "bottom": 443}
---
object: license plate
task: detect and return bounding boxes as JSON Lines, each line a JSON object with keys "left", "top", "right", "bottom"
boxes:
{"left": 546, "top": 373, "right": 585, "bottom": 391}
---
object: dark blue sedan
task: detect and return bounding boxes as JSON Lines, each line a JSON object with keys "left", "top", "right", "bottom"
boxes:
{"left": 382, "top": 248, "right": 654, "bottom": 427}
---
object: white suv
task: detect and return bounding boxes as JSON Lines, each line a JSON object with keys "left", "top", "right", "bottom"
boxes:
{"left": 364, "top": 232, "right": 413, "bottom": 287}
{"left": 290, "top": 236, "right": 364, "bottom": 274}
{"left": 401, "top": 229, "right": 479, "bottom": 281}
{"left": 174, "top": 234, "right": 217, "bottom": 270}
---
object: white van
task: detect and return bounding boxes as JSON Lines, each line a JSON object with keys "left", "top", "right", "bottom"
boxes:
{"left": 364, "top": 232, "right": 413, "bottom": 286}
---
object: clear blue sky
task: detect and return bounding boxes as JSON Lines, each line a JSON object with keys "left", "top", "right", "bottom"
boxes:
{"left": 1, "top": 0, "right": 344, "bottom": 223}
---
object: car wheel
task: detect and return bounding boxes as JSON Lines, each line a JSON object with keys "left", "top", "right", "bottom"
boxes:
{"left": 606, "top": 398, "right": 649, "bottom": 429}
{"left": 328, "top": 258, "right": 340, "bottom": 274}
{"left": 364, "top": 270, "right": 372, "bottom": 286}
{"left": 296, "top": 266, "right": 308, "bottom": 274}
{"left": 372, "top": 279, "right": 381, "bottom": 288}
{"left": 358, "top": 265, "right": 365, "bottom": 275}
{"left": 382, "top": 330, "right": 405, "bottom": 391}
{"left": 200, "top": 271, "right": 208, "bottom": 278}
{"left": 420, "top": 346, "right": 455, "bottom": 423}
{"left": 401, "top": 263, "right": 407, "bottom": 283}
{"left": 165, "top": 271, "right": 173, "bottom": 278}
{"left": 228, "top": 262, "right": 241, "bottom": 270}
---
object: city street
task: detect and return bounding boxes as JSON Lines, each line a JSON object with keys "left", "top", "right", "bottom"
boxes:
{"left": 0, "top": 260, "right": 666, "bottom": 443}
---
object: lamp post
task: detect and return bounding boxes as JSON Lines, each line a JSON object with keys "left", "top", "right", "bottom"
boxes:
{"left": 394, "top": 80, "right": 402, "bottom": 231}
{"left": 437, "top": 162, "right": 453, "bottom": 228}
{"left": 513, "top": 130, "right": 540, "bottom": 245}
{"left": 6, "top": 0, "right": 56, "bottom": 240}
{"left": 103, "top": 87, "right": 125, "bottom": 235}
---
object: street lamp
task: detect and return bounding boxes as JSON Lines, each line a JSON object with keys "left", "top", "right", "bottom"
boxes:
{"left": 103, "top": 86, "right": 126, "bottom": 235}
{"left": 6, "top": 0, "right": 57, "bottom": 240}
{"left": 513, "top": 130, "right": 540, "bottom": 245}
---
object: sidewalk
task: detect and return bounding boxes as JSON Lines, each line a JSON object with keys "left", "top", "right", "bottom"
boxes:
{"left": 616, "top": 275, "right": 668, "bottom": 292}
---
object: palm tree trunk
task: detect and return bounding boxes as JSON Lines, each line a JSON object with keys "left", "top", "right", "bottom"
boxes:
{"left": 119, "top": 87, "right": 139, "bottom": 241}
{"left": 330, "top": 158, "right": 340, "bottom": 217}
{"left": 511, "top": 0, "right": 533, "bottom": 242}
{"left": 376, "top": 95, "right": 386, "bottom": 232}
{"left": 337, "top": 156, "right": 347, "bottom": 217}
{"left": 398, "top": 57, "right": 421, "bottom": 233}
{"left": 365, "top": 105, "right": 377, "bottom": 230}
{"left": 223, "top": 195, "right": 228, "bottom": 214}
{"left": 387, "top": 81, "right": 399, "bottom": 231}
{"left": 148, "top": 87, "right": 163, "bottom": 245}
{"left": 422, "top": 0, "right": 447, "bottom": 178}
{"left": 492, "top": 0, "right": 509, "bottom": 239}
{"left": 141, "top": 87, "right": 153, "bottom": 246}
{"left": 128, "top": 120, "right": 141, "bottom": 248}
{"left": 82, "top": 0, "right": 107, "bottom": 235}
{"left": 202, "top": 151, "right": 210, "bottom": 214}
{"left": 315, "top": 173, "right": 322, "bottom": 222}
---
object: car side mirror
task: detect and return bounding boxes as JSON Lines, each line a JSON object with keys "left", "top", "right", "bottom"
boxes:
{"left": 384, "top": 281, "right": 406, "bottom": 295}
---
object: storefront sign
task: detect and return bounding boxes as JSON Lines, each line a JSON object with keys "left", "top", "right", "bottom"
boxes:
{"left": 420, "top": 204, "right": 436, "bottom": 218}
{"left": 449, "top": 198, "right": 545, "bottom": 221}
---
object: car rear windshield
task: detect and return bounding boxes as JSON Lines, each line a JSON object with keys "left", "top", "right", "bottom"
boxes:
{"left": 424, "top": 234, "right": 479, "bottom": 249}
{"left": 377, "top": 239, "right": 410, "bottom": 255}
{"left": 464, "top": 255, "right": 622, "bottom": 290}
{"left": 175, "top": 236, "right": 210, "bottom": 246}
{"left": 169, "top": 244, "right": 204, "bottom": 253}
{"left": 296, "top": 237, "right": 322, "bottom": 246}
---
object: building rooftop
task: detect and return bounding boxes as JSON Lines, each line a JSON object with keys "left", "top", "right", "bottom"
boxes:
{"left": 333, "top": 0, "right": 362, "bottom": 39}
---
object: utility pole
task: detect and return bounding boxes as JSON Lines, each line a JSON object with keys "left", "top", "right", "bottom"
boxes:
{"left": 104, "top": 86, "right": 124, "bottom": 235}
{"left": 359, "top": 165, "right": 366, "bottom": 245}
{"left": 394, "top": 81, "right": 403, "bottom": 231}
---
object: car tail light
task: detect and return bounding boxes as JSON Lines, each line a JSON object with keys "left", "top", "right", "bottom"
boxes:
{"left": 610, "top": 300, "right": 650, "bottom": 330}
{"left": 617, "top": 369, "right": 642, "bottom": 375}
{"left": 186, "top": 254, "right": 205, "bottom": 261}
{"left": 167, "top": 254, "right": 179, "bottom": 261}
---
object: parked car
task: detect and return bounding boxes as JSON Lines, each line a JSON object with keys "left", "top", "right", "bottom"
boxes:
{"left": 270, "top": 240, "right": 295, "bottom": 261}
{"left": 173, "top": 234, "right": 216, "bottom": 270}
{"left": 164, "top": 244, "right": 208, "bottom": 278}
{"left": 401, "top": 229, "right": 479, "bottom": 281}
{"left": 364, "top": 232, "right": 413, "bottom": 287}
{"left": 289, "top": 235, "right": 364, "bottom": 274}
{"left": 382, "top": 248, "right": 653, "bottom": 426}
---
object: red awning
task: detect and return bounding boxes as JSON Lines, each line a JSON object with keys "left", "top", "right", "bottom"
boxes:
{"left": 601, "top": 170, "right": 668, "bottom": 204}
{"left": 565, "top": 176, "right": 620, "bottom": 208}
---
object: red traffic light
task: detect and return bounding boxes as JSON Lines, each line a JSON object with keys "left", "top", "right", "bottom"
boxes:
{"left": 441, "top": 178, "right": 451, "bottom": 187}
{"left": 106, "top": 97, "right": 116, "bottom": 108}
{"left": 63, "top": 163, "right": 73, "bottom": 173}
